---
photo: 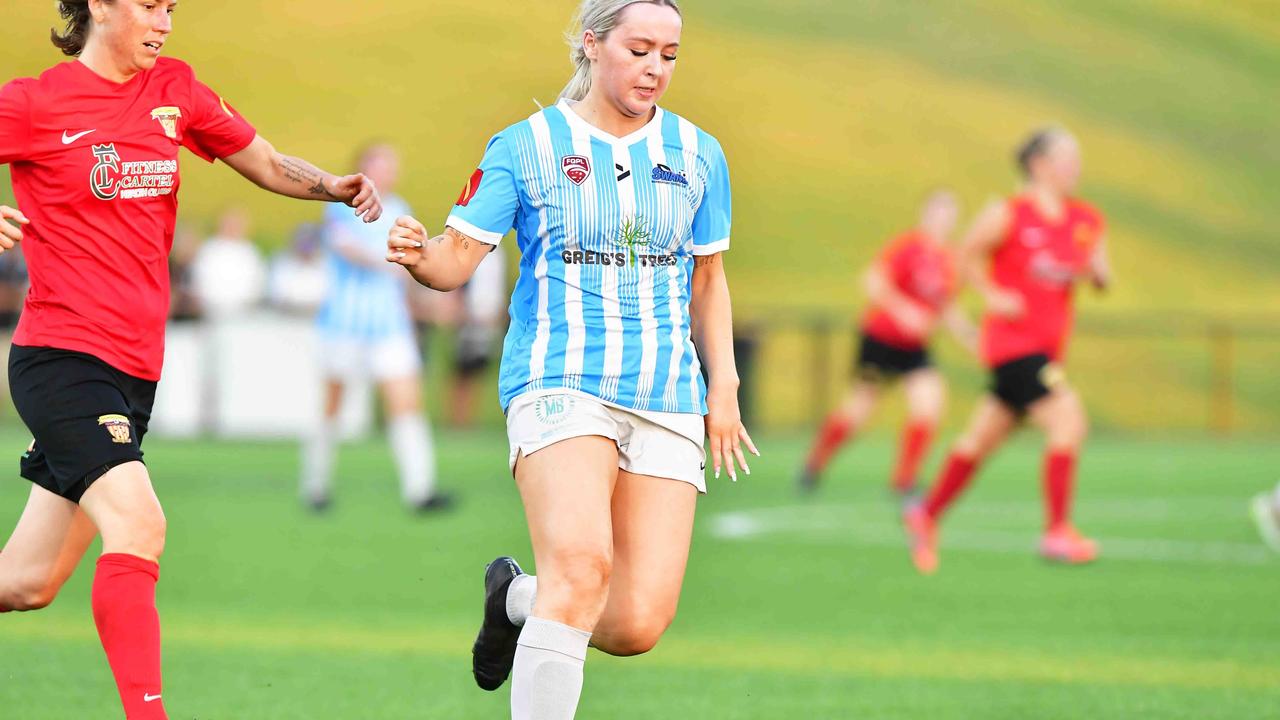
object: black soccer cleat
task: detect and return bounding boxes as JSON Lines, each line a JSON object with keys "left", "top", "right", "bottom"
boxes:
{"left": 797, "top": 468, "right": 821, "bottom": 495}
{"left": 472, "top": 556, "right": 524, "bottom": 691}
{"left": 410, "top": 491, "right": 455, "bottom": 514}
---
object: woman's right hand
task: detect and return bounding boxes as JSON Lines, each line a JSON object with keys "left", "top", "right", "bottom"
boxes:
{"left": 984, "top": 287, "right": 1026, "bottom": 319}
{"left": 893, "top": 302, "right": 934, "bottom": 337}
{"left": 0, "top": 206, "right": 29, "bottom": 254}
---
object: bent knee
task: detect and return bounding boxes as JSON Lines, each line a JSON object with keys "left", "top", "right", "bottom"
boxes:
{"left": 538, "top": 550, "right": 612, "bottom": 615}
{"left": 600, "top": 615, "right": 673, "bottom": 657}
{"left": 7, "top": 577, "right": 61, "bottom": 611}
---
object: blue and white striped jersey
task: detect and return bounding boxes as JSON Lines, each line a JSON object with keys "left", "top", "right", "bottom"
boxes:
{"left": 316, "top": 194, "right": 414, "bottom": 340}
{"left": 446, "top": 100, "right": 732, "bottom": 415}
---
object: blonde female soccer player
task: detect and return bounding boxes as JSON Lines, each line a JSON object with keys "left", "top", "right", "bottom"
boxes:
{"left": 387, "top": 1, "right": 753, "bottom": 717}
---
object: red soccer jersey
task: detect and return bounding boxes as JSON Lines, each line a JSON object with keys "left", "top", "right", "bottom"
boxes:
{"left": 862, "top": 230, "right": 957, "bottom": 350}
{"left": 980, "top": 195, "right": 1105, "bottom": 368}
{"left": 0, "top": 58, "right": 255, "bottom": 380}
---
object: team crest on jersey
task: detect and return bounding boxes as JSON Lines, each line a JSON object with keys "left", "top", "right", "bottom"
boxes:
{"left": 150, "top": 106, "right": 182, "bottom": 140}
{"left": 562, "top": 155, "right": 591, "bottom": 186}
{"left": 98, "top": 414, "right": 133, "bottom": 445}
{"left": 650, "top": 163, "right": 689, "bottom": 187}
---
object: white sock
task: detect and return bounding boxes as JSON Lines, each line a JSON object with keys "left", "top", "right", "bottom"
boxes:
{"left": 389, "top": 413, "right": 436, "bottom": 505}
{"left": 301, "top": 418, "right": 337, "bottom": 502}
{"left": 506, "top": 574, "right": 537, "bottom": 627}
{"left": 511, "top": 617, "right": 591, "bottom": 720}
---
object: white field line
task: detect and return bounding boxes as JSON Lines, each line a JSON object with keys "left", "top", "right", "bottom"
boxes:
{"left": 707, "top": 501, "right": 1276, "bottom": 567}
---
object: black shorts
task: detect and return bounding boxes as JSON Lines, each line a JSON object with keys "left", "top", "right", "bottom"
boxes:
{"left": 990, "top": 353, "right": 1065, "bottom": 413}
{"left": 8, "top": 345, "right": 157, "bottom": 503}
{"left": 855, "top": 334, "right": 931, "bottom": 383}
{"left": 454, "top": 323, "right": 497, "bottom": 378}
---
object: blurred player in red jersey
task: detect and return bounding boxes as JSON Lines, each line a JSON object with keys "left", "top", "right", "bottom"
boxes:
{"left": 903, "top": 127, "right": 1111, "bottom": 574}
{"left": 0, "top": 2, "right": 381, "bottom": 717}
{"left": 799, "top": 190, "right": 976, "bottom": 499}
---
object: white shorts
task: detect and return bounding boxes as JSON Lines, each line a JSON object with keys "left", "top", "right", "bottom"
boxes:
{"left": 319, "top": 333, "right": 422, "bottom": 382}
{"left": 506, "top": 389, "right": 707, "bottom": 493}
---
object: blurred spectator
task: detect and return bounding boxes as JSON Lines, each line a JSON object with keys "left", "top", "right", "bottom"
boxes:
{"left": 169, "top": 222, "right": 202, "bottom": 321}
{"left": 449, "top": 245, "right": 507, "bottom": 427}
{"left": 268, "top": 222, "right": 328, "bottom": 315}
{"left": 301, "top": 142, "right": 451, "bottom": 513}
{"left": 0, "top": 243, "right": 28, "bottom": 330}
{"left": 191, "top": 206, "right": 266, "bottom": 318}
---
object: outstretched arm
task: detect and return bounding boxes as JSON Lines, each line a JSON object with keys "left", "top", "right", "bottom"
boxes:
{"left": 386, "top": 216, "right": 493, "bottom": 292}
{"left": 690, "top": 253, "right": 759, "bottom": 481}
{"left": 222, "top": 135, "right": 382, "bottom": 222}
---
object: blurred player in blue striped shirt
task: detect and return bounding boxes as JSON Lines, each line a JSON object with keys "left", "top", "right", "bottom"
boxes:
{"left": 301, "top": 143, "right": 450, "bottom": 513}
{"left": 386, "top": 2, "right": 756, "bottom": 717}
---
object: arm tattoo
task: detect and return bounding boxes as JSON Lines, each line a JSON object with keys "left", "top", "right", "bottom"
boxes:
{"left": 278, "top": 156, "right": 336, "bottom": 198}
{"left": 695, "top": 254, "right": 719, "bottom": 267}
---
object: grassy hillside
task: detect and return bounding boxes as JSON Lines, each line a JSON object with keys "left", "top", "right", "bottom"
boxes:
{"left": 2, "top": 1, "right": 1277, "bottom": 431}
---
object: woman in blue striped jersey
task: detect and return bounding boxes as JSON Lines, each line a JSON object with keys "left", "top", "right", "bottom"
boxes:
{"left": 387, "top": 1, "right": 754, "bottom": 717}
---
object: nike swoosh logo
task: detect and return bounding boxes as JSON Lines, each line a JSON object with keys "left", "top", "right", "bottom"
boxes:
{"left": 144, "top": 693, "right": 162, "bottom": 703}
{"left": 61, "top": 129, "right": 96, "bottom": 145}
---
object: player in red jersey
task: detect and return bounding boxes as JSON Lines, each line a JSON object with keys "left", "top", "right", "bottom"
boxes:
{"left": 0, "top": 2, "right": 381, "bottom": 718}
{"left": 903, "top": 127, "right": 1110, "bottom": 574}
{"left": 799, "top": 190, "right": 976, "bottom": 498}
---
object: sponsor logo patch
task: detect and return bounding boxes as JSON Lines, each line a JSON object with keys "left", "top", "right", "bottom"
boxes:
{"left": 98, "top": 414, "right": 133, "bottom": 445}
{"left": 650, "top": 163, "right": 689, "bottom": 187}
{"left": 562, "top": 155, "right": 591, "bottom": 185}
{"left": 533, "top": 395, "right": 575, "bottom": 426}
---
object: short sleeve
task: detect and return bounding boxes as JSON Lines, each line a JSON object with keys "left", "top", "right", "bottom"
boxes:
{"left": 878, "top": 237, "right": 912, "bottom": 285}
{"left": 0, "top": 80, "right": 32, "bottom": 165}
{"left": 182, "top": 67, "right": 256, "bottom": 163}
{"left": 691, "top": 138, "right": 731, "bottom": 255}
{"left": 445, "top": 133, "right": 519, "bottom": 246}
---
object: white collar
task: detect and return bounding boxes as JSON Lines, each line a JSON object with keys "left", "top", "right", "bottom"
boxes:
{"left": 556, "top": 98, "right": 665, "bottom": 146}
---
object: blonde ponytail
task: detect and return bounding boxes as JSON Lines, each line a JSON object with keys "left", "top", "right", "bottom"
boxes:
{"left": 558, "top": 0, "right": 681, "bottom": 102}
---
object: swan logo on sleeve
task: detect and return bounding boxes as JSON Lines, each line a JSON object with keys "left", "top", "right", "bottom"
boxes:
{"left": 561, "top": 155, "right": 591, "bottom": 186}
{"left": 150, "top": 106, "right": 182, "bottom": 140}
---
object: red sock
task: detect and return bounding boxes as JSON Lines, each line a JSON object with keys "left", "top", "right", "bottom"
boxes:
{"left": 1044, "top": 450, "right": 1077, "bottom": 530}
{"left": 923, "top": 453, "right": 979, "bottom": 521}
{"left": 892, "top": 420, "right": 935, "bottom": 493}
{"left": 805, "top": 414, "right": 855, "bottom": 474}
{"left": 93, "top": 554, "right": 167, "bottom": 720}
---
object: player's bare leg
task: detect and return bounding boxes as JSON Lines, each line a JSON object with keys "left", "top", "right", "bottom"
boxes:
{"left": 379, "top": 375, "right": 448, "bottom": 512}
{"left": 895, "top": 369, "right": 946, "bottom": 498}
{"left": 799, "top": 380, "right": 881, "bottom": 493}
{"left": 301, "top": 379, "right": 344, "bottom": 510}
{"left": 905, "top": 397, "right": 1017, "bottom": 573}
{"left": 78, "top": 462, "right": 168, "bottom": 719}
{"left": 590, "top": 470, "right": 696, "bottom": 656}
{"left": 0, "top": 484, "right": 98, "bottom": 611}
{"left": 1027, "top": 385, "right": 1097, "bottom": 563}
{"left": 483, "top": 436, "right": 616, "bottom": 718}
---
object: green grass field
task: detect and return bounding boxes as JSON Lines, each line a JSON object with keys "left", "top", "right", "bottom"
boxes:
{"left": 2, "top": 427, "right": 1277, "bottom": 718}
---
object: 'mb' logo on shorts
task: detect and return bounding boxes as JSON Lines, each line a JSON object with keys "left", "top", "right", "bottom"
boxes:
{"left": 533, "top": 395, "right": 575, "bottom": 426}
{"left": 98, "top": 414, "right": 133, "bottom": 445}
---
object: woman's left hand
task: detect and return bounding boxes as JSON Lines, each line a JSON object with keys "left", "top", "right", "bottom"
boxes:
{"left": 705, "top": 382, "right": 760, "bottom": 482}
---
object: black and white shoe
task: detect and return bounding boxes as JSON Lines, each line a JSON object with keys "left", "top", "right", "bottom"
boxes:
{"left": 472, "top": 556, "right": 524, "bottom": 691}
